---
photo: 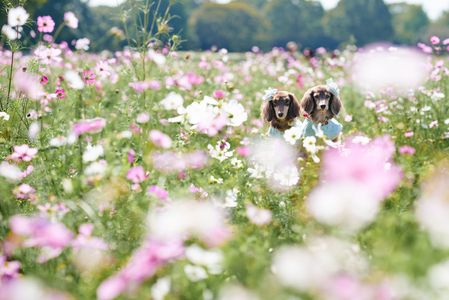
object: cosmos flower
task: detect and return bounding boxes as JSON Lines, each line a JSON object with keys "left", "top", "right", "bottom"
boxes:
{"left": 64, "top": 12, "right": 78, "bottom": 29}
{"left": 72, "top": 118, "right": 106, "bottom": 136}
{"left": 8, "top": 145, "right": 38, "bottom": 162}
{"left": 37, "top": 16, "right": 55, "bottom": 33}
{"left": 8, "top": 7, "right": 29, "bottom": 27}
{"left": 149, "top": 130, "right": 172, "bottom": 149}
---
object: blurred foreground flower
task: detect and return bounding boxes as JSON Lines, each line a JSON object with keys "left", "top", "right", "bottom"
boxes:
{"left": 350, "top": 45, "right": 430, "bottom": 94}
{"left": 247, "top": 137, "right": 300, "bottom": 191}
{"left": 416, "top": 162, "right": 449, "bottom": 248}
{"left": 307, "top": 135, "right": 402, "bottom": 232}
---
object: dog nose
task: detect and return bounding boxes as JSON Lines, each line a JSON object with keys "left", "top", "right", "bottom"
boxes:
{"left": 320, "top": 104, "right": 326, "bottom": 109}
{"left": 278, "top": 112, "right": 284, "bottom": 117}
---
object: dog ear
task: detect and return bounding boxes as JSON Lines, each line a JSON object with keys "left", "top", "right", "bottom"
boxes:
{"left": 330, "top": 93, "right": 342, "bottom": 116}
{"left": 300, "top": 90, "right": 315, "bottom": 115}
{"left": 262, "top": 101, "right": 274, "bottom": 122}
{"left": 287, "top": 93, "right": 300, "bottom": 119}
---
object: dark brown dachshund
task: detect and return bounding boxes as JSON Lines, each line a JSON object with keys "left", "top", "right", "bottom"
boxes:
{"left": 300, "top": 85, "right": 342, "bottom": 124}
{"left": 262, "top": 90, "right": 300, "bottom": 132}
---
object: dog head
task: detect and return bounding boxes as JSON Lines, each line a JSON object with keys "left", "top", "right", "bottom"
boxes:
{"left": 300, "top": 85, "right": 342, "bottom": 120}
{"left": 262, "top": 91, "right": 300, "bottom": 122}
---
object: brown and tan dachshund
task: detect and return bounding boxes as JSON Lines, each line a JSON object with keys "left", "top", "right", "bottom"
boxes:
{"left": 261, "top": 91, "right": 300, "bottom": 132}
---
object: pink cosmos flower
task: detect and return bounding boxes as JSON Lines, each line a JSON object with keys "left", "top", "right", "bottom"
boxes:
{"left": 399, "top": 145, "right": 416, "bottom": 156}
{"left": 0, "top": 256, "right": 20, "bottom": 282}
{"left": 9, "top": 215, "right": 73, "bottom": 262}
{"left": 404, "top": 131, "right": 414, "bottom": 137}
{"left": 82, "top": 69, "right": 96, "bottom": 85}
{"left": 127, "top": 149, "right": 136, "bottom": 164}
{"left": 236, "top": 146, "right": 250, "bottom": 157}
{"left": 430, "top": 36, "right": 440, "bottom": 45}
{"left": 136, "top": 112, "right": 150, "bottom": 124}
{"left": 322, "top": 135, "right": 402, "bottom": 200}
{"left": 72, "top": 118, "right": 106, "bottom": 136}
{"left": 13, "top": 183, "right": 36, "bottom": 202}
{"left": 126, "top": 166, "right": 148, "bottom": 184}
{"left": 37, "top": 16, "right": 55, "bottom": 33}
{"left": 13, "top": 71, "right": 45, "bottom": 100}
{"left": 246, "top": 204, "right": 272, "bottom": 226}
{"left": 72, "top": 223, "right": 108, "bottom": 250}
{"left": 152, "top": 151, "right": 208, "bottom": 173}
{"left": 147, "top": 185, "right": 169, "bottom": 201}
{"left": 8, "top": 144, "right": 38, "bottom": 162}
{"left": 97, "top": 238, "right": 183, "bottom": 300}
{"left": 149, "top": 130, "right": 172, "bottom": 149}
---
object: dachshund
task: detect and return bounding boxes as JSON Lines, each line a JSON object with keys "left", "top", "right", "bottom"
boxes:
{"left": 299, "top": 85, "right": 342, "bottom": 125}
{"left": 262, "top": 90, "right": 300, "bottom": 132}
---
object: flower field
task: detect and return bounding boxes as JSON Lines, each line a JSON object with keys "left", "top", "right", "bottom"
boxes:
{"left": 2, "top": 7, "right": 449, "bottom": 300}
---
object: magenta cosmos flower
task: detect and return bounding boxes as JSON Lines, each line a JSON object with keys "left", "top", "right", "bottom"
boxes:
{"left": 322, "top": 135, "right": 402, "bottom": 200}
{"left": 37, "top": 16, "right": 55, "bottom": 33}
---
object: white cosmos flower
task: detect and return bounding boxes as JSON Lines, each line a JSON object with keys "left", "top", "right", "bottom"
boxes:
{"left": 148, "top": 49, "right": 166, "bottom": 66}
{"left": 161, "top": 92, "right": 184, "bottom": 110}
{"left": 75, "top": 38, "right": 90, "bottom": 51}
{"left": 416, "top": 165, "right": 449, "bottom": 249}
{"left": 303, "top": 136, "right": 318, "bottom": 153}
{"left": 272, "top": 236, "right": 367, "bottom": 292}
{"left": 185, "top": 101, "right": 216, "bottom": 126}
{"left": 272, "top": 165, "right": 300, "bottom": 188}
{"left": 222, "top": 100, "right": 247, "bottom": 127}
{"left": 283, "top": 126, "right": 302, "bottom": 145}
{"left": 208, "top": 140, "right": 233, "bottom": 162}
{"left": 2, "top": 25, "right": 21, "bottom": 40}
{"left": 65, "top": 71, "right": 85, "bottom": 90}
{"left": 185, "top": 245, "right": 223, "bottom": 274}
{"left": 0, "top": 161, "right": 22, "bottom": 182}
{"left": 147, "top": 200, "right": 229, "bottom": 245}
{"left": 83, "top": 144, "right": 104, "bottom": 162}
{"left": 34, "top": 46, "right": 62, "bottom": 65}
{"left": 224, "top": 188, "right": 239, "bottom": 207}
{"left": 246, "top": 204, "right": 272, "bottom": 226}
{"left": 49, "top": 136, "right": 68, "bottom": 147}
{"left": 64, "top": 12, "right": 79, "bottom": 29}
{"left": 8, "top": 7, "right": 29, "bottom": 27}
{"left": 427, "top": 260, "right": 449, "bottom": 300}
{"left": 306, "top": 180, "right": 380, "bottom": 232}
{"left": 0, "top": 112, "right": 10, "bottom": 121}
{"left": 151, "top": 277, "right": 171, "bottom": 300}
{"left": 84, "top": 160, "right": 107, "bottom": 177}
{"left": 184, "top": 264, "right": 208, "bottom": 282}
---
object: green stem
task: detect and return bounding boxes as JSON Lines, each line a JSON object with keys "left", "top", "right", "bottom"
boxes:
{"left": 52, "top": 23, "right": 65, "bottom": 43}
{"left": 5, "top": 49, "right": 15, "bottom": 112}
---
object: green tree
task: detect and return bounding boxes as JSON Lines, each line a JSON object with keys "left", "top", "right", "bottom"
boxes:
{"left": 323, "top": 0, "right": 394, "bottom": 46}
{"left": 390, "top": 3, "right": 429, "bottom": 44}
{"left": 189, "top": 2, "right": 268, "bottom": 51}
{"left": 264, "top": 0, "right": 326, "bottom": 49}
{"left": 427, "top": 11, "right": 449, "bottom": 39}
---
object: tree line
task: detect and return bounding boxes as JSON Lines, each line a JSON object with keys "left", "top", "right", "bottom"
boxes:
{"left": 1, "top": 0, "right": 448, "bottom": 52}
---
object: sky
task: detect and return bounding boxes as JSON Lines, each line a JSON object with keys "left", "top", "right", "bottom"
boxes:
{"left": 88, "top": 0, "right": 449, "bottom": 20}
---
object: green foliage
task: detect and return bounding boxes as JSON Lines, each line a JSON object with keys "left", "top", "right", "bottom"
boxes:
{"left": 189, "top": 2, "right": 268, "bottom": 51}
{"left": 390, "top": 3, "right": 429, "bottom": 44}
{"left": 323, "top": 0, "right": 394, "bottom": 46}
{"left": 264, "top": 0, "right": 327, "bottom": 49}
